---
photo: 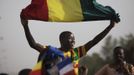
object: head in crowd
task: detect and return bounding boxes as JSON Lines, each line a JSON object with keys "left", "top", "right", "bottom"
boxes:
{"left": 113, "top": 46, "right": 125, "bottom": 64}
{"left": 18, "top": 68, "right": 32, "bottom": 75}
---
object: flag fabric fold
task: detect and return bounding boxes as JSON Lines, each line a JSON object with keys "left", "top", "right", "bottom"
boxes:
{"left": 29, "top": 45, "right": 64, "bottom": 75}
{"left": 21, "top": 0, "right": 120, "bottom": 22}
{"left": 29, "top": 45, "right": 82, "bottom": 75}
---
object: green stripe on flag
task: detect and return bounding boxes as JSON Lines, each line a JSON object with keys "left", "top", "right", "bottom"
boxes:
{"left": 80, "top": 0, "right": 116, "bottom": 21}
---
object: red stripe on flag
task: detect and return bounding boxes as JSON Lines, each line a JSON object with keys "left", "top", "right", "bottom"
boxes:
{"left": 29, "top": 69, "right": 42, "bottom": 75}
{"left": 79, "top": 47, "right": 83, "bottom": 57}
{"left": 64, "top": 69, "right": 75, "bottom": 75}
{"left": 21, "top": 0, "right": 48, "bottom": 21}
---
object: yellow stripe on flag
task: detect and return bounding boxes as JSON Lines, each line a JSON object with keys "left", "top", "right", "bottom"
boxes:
{"left": 32, "top": 61, "right": 43, "bottom": 71}
{"left": 64, "top": 51, "right": 71, "bottom": 57}
{"left": 47, "top": 0, "right": 83, "bottom": 22}
{"left": 74, "top": 59, "right": 79, "bottom": 75}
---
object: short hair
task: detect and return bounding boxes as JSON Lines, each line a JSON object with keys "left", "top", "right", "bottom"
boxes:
{"left": 0, "top": 73, "right": 8, "bottom": 75}
{"left": 59, "top": 31, "right": 72, "bottom": 41}
{"left": 113, "top": 46, "right": 124, "bottom": 54}
{"left": 18, "top": 68, "right": 31, "bottom": 75}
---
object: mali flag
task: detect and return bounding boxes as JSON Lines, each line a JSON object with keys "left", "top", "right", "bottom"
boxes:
{"left": 21, "top": 0, "right": 120, "bottom": 22}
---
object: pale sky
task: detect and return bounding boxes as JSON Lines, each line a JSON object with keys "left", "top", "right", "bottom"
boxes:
{"left": 0, "top": 0, "right": 134, "bottom": 75}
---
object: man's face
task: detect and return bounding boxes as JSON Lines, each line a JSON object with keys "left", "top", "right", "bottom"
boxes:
{"left": 114, "top": 49, "right": 125, "bottom": 63}
{"left": 61, "top": 33, "right": 75, "bottom": 49}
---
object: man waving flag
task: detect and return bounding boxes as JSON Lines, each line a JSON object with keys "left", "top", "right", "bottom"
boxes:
{"left": 21, "top": 0, "right": 120, "bottom": 22}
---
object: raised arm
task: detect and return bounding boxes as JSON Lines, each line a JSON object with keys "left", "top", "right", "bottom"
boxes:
{"left": 84, "top": 20, "right": 117, "bottom": 52}
{"left": 21, "top": 18, "right": 47, "bottom": 52}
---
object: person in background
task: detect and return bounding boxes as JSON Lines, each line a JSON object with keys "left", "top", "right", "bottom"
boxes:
{"left": 0, "top": 73, "right": 8, "bottom": 75}
{"left": 95, "top": 46, "right": 134, "bottom": 75}
{"left": 18, "top": 68, "right": 31, "bottom": 75}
